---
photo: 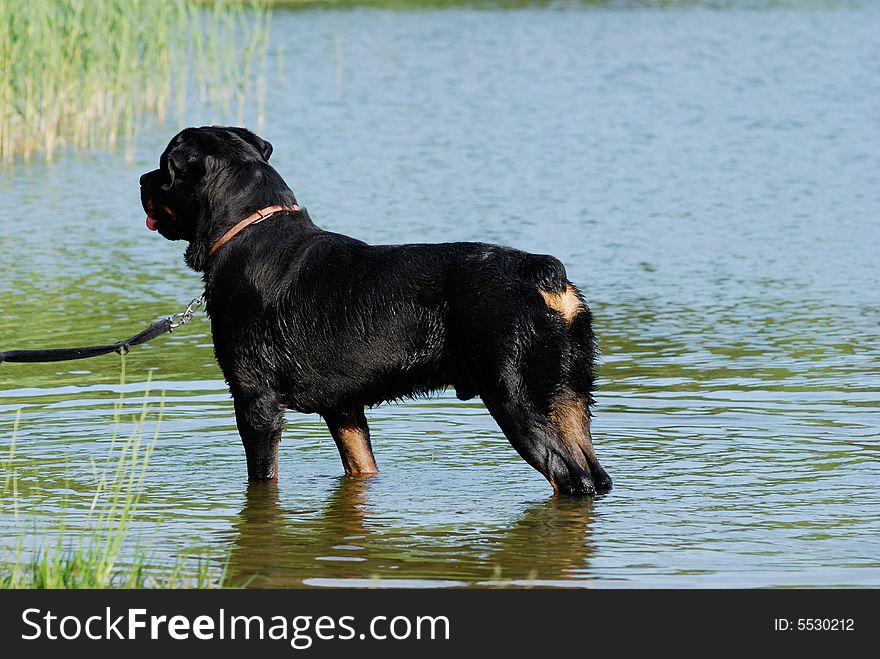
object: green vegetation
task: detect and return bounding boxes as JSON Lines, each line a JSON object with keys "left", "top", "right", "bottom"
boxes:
{"left": 0, "top": 364, "right": 223, "bottom": 588}
{"left": 0, "top": 0, "right": 270, "bottom": 167}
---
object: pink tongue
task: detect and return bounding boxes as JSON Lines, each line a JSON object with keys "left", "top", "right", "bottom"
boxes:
{"left": 146, "top": 216, "right": 159, "bottom": 231}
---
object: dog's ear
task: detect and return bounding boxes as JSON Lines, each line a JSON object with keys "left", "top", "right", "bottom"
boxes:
{"left": 162, "top": 146, "right": 207, "bottom": 190}
{"left": 230, "top": 127, "right": 273, "bottom": 162}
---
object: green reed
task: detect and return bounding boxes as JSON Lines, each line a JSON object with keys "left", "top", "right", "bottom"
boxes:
{"left": 0, "top": 361, "right": 225, "bottom": 588}
{"left": 0, "top": 0, "right": 271, "bottom": 167}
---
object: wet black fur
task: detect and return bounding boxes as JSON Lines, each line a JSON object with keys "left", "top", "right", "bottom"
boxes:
{"left": 140, "top": 126, "right": 611, "bottom": 496}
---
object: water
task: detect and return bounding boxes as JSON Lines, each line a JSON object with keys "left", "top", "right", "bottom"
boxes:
{"left": 1, "top": 1, "right": 879, "bottom": 588}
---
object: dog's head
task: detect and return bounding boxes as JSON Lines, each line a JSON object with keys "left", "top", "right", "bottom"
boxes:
{"left": 140, "top": 126, "right": 293, "bottom": 271}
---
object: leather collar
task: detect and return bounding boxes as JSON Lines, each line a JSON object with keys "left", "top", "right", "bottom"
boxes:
{"left": 208, "top": 204, "right": 300, "bottom": 258}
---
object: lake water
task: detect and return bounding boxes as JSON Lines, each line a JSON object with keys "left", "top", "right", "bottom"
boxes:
{"left": 1, "top": 1, "right": 878, "bottom": 588}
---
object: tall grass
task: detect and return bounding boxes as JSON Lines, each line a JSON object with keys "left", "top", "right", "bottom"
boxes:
{"left": 0, "top": 0, "right": 271, "bottom": 167}
{"left": 0, "top": 362, "right": 224, "bottom": 588}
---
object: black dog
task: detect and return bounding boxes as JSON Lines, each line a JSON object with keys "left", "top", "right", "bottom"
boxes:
{"left": 140, "top": 126, "right": 611, "bottom": 496}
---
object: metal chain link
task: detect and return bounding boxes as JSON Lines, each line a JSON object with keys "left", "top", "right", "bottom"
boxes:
{"left": 168, "top": 294, "right": 205, "bottom": 330}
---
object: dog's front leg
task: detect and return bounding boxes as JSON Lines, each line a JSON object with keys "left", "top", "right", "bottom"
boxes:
{"left": 324, "top": 408, "right": 378, "bottom": 476}
{"left": 233, "top": 391, "right": 286, "bottom": 481}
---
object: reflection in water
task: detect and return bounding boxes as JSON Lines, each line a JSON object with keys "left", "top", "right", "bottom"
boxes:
{"left": 486, "top": 496, "right": 597, "bottom": 586}
{"left": 225, "top": 479, "right": 596, "bottom": 588}
{"left": 226, "top": 478, "right": 374, "bottom": 588}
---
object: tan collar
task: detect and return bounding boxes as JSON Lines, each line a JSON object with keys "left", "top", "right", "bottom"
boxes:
{"left": 208, "top": 204, "right": 300, "bottom": 258}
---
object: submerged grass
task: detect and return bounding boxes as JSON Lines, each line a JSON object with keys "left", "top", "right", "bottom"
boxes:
{"left": 0, "top": 360, "right": 225, "bottom": 588}
{"left": 0, "top": 0, "right": 271, "bottom": 167}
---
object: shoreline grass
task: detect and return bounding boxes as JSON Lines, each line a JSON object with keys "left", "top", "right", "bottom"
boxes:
{"left": 0, "top": 361, "right": 225, "bottom": 589}
{"left": 0, "top": 0, "right": 271, "bottom": 168}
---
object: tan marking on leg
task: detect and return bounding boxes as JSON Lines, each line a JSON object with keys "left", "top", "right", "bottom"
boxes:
{"left": 326, "top": 409, "right": 379, "bottom": 476}
{"left": 336, "top": 425, "right": 378, "bottom": 475}
{"left": 549, "top": 392, "right": 597, "bottom": 470}
{"left": 539, "top": 284, "right": 583, "bottom": 323}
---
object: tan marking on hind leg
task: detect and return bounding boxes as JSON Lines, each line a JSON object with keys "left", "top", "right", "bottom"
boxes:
{"left": 325, "top": 409, "right": 379, "bottom": 476}
{"left": 539, "top": 284, "right": 583, "bottom": 324}
{"left": 549, "top": 392, "right": 598, "bottom": 469}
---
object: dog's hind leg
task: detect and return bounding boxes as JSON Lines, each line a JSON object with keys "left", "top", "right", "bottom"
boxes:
{"left": 483, "top": 389, "right": 599, "bottom": 496}
{"left": 548, "top": 391, "right": 612, "bottom": 493}
{"left": 324, "top": 408, "right": 378, "bottom": 476}
{"left": 473, "top": 285, "right": 610, "bottom": 495}
{"left": 233, "top": 391, "right": 286, "bottom": 481}
{"left": 551, "top": 285, "right": 611, "bottom": 492}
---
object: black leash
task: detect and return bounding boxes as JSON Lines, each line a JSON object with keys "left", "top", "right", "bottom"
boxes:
{"left": 0, "top": 295, "right": 204, "bottom": 364}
